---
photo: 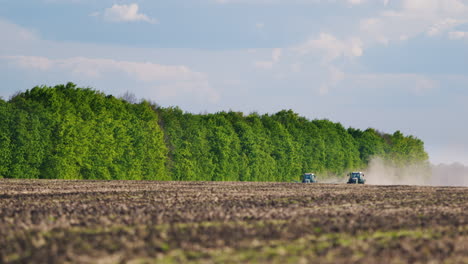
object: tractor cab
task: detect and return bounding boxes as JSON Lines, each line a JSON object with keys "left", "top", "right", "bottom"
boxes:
{"left": 347, "top": 172, "right": 366, "bottom": 184}
{"left": 302, "top": 173, "right": 317, "bottom": 183}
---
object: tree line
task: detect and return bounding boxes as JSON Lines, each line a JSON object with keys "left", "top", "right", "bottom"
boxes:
{"left": 0, "top": 84, "right": 429, "bottom": 181}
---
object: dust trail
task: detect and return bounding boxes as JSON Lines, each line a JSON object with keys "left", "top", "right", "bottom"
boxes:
{"left": 365, "top": 157, "right": 468, "bottom": 186}
{"left": 431, "top": 163, "right": 468, "bottom": 186}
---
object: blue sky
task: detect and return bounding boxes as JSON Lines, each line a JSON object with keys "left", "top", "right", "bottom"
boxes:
{"left": 1, "top": 0, "right": 468, "bottom": 165}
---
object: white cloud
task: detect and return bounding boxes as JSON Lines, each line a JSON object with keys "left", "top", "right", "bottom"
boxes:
{"left": 0, "top": 20, "right": 220, "bottom": 104}
{"left": 290, "top": 63, "right": 302, "bottom": 73}
{"left": 3, "top": 55, "right": 219, "bottom": 102}
{"left": 100, "top": 3, "right": 157, "bottom": 24}
{"left": 427, "top": 18, "right": 465, "bottom": 36}
{"left": 0, "top": 19, "right": 38, "bottom": 42}
{"left": 253, "top": 48, "right": 282, "bottom": 69}
{"left": 401, "top": 0, "right": 468, "bottom": 14}
{"left": 348, "top": 0, "right": 365, "bottom": 5}
{"left": 5, "top": 55, "right": 53, "bottom": 71}
{"left": 319, "top": 66, "right": 345, "bottom": 95}
{"left": 253, "top": 60, "right": 274, "bottom": 69}
{"left": 448, "top": 31, "right": 468, "bottom": 39}
{"left": 214, "top": 0, "right": 368, "bottom": 4}
{"left": 293, "top": 33, "right": 363, "bottom": 62}
{"left": 272, "top": 48, "right": 282, "bottom": 61}
{"left": 413, "top": 77, "right": 438, "bottom": 95}
{"left": 282, "top": 33, "right": 362, "bottom": 95}
{"left": 4, "top": 56, "right": 203, "bottom": 82}
{"left": 154, "top": 80, "right": 218, "bottom": 102}
{"left": 401, "top": 0, "right": 439, "bottom": 12}
{"left": 359, "top": 0, "right": 468, "bottom": 45}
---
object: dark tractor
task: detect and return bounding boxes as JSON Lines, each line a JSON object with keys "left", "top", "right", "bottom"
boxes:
{"left": 302, "top": 173, "right": 317, "bottom": 183}
{"left": 347, "top": 172, "right": 366, "bottom": 184}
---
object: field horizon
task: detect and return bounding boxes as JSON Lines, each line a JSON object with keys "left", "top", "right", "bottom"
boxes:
{"left": 1, "top": 179, "right": 466, "bottom": 263}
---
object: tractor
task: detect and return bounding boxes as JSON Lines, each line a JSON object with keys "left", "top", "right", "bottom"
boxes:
{"left": 302, "top": 173, "right": 317, "bottom": 183}
{"left": 347, "top": 172, "right": 366, "bottom": 184}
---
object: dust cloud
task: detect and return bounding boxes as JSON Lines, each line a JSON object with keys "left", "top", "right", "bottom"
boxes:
{"left": 431, "top": 163, "right": 468, "bottom": 187}
{"left": 364, "top": 157, "right": 468, "bottom": 187}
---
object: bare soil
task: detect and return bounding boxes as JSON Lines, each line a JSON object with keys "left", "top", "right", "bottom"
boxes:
{"left": 0, "top": 180, "right": 467, "bottom": 263}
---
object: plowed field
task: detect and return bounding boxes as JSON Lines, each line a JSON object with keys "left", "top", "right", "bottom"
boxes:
{"left": 0, "top": 180, "right": 467, "bottom": 263}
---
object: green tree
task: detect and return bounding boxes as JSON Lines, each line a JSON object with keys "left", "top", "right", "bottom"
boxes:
{"left": 0, "top": 84, "right": 429, "bottom": 181}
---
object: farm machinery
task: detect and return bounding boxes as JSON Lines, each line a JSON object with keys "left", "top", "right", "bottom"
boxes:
{"left": 301, "top": 173, "right": 317, "bottom": 183}
{"left": 347, "top": 172, "right": 366, "bottom": 184}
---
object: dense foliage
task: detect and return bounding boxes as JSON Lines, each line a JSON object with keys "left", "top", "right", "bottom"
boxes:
{"left": 0, "top": 84, "right": 428, "bottom": 181}
{"left": 0, "top": 83, "right": 168, "bottom": 180}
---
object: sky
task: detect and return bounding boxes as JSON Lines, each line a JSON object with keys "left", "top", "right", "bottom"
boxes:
{"left": 0, "top": 0, "right": 467, "bottom": 165}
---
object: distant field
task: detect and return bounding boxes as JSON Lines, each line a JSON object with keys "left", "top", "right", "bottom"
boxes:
{"left": 0, "top": 180, "right": 467, "bottom": 263}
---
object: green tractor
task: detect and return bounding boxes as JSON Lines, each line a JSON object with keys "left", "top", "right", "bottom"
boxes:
{"left": 301, "top": 173, "right": 317, "bottom": 183}
{"left": 347, "top": 172, "right": 366, "bottom": 184}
